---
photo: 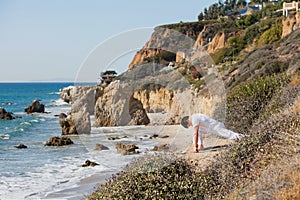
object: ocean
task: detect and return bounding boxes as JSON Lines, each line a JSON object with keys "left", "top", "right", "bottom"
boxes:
{"left": 0, "top": 83, "right": 162, "bottom": 200}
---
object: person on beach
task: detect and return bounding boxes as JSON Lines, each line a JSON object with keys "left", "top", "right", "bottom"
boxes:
{"left": 181, "top": 113, "right": 242, "bottom": 153}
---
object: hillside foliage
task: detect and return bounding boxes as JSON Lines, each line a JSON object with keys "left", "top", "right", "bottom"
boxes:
{"left": 89, "top": 1, "right": 300, "bottom": 199}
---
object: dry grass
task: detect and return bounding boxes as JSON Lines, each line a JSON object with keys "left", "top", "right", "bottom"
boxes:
{"left": 289, "top": 74, "right": 300, "bottom": 86}
{"left": 227, "top": 155, "right": 300, "bottom": 200}
{"left": 292, "top": 99, "right": 300, "bottom": 113}
{"left": 276, "top": 162, "right": 300, "bottom": 200}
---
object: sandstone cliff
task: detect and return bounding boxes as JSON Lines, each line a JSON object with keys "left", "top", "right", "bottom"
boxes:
{"left": 129, "top": 25, "right": 203, "bottom": 69}
{"left": 93, "top": 63, "right": 226, "bottom": 126}
{"left": 59, "top": 85, "right": 97, "bottom": 134}
{"left": 62, "top": 9, "right": 300, "bottom": 129}
{"left": 282, "top": 13, "right": 300, "bottom": 38}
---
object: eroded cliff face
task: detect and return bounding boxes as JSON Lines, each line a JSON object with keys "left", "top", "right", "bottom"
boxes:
{"left": 194, "top": 24, "right": 218, "bottom": 50}
{"left": 282, "top": 13, "right": 300, "bottom": 38}
{"left": 129, "top": 48, "right": 161, "bottom": 69}
{"left": 207, "top": 32, "right": 227, "bottom": 53}
{"left": 97, "top": 63, "right": 226, "bottom": 126}
{"left": 94, "top": 81, "right": 223, "bottom": 126}
{"left": 94, "top": 81, "right": 150, "bottom": 127}
{"left": 59, "top": 86, "right": 97, "bottom": 134}
{"left": 129, "top": 27, "right": 196, "bottom": 69}
{"left": 133, "top": 85, "right": 174, "bottom": 113}
{"left": 129, "top": 23, "right": 239, "bottom": 70}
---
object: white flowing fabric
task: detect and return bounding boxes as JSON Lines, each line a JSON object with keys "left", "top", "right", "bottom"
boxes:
{"left": 191, "top": 113, "right": 240, "bottom": 144}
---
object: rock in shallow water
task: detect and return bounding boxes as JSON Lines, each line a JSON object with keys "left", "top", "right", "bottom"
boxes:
{"left": 0, "top": 107, "right": 16, "bottom": 120}
{"left": 81, "top": 160, "right": 99, "bottom": 167}
{"left": 45, "top": 136, "right": 74, "bottom": 146}
{"left": 24, "top": 100, "right": 45, "bottom": 114}
{"left": 94, "top": 143, "right": 109, "bottom": 151}
{"left": 115, "top": 143, "right": 139, "bottom": 155}
{"left": 59, "top": 117, "right": 78, "bottom": 135}
{"left": 15, "top": 144, "right": 28, "bottom": 149}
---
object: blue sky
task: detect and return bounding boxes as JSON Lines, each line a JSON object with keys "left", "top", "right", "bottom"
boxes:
{"left": 0, "top": 0, "right": 218, "bottom": 82}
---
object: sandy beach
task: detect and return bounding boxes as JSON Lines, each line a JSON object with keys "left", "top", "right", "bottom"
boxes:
{"left": 148, "top": 124, "right": 235, "bottom": 170}
{"left": 42, "top": 126, "right": 233, "bottom": 199}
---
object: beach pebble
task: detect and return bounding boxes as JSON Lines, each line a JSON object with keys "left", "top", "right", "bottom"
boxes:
{"left": 159, "top": 135, "right": 169, "bottom": 139}
{"left": 149, "top": 134, "right": 159, "bottom": 139}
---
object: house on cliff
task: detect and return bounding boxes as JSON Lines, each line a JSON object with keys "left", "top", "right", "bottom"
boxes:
{"left": 226, "top": 5, "right": 261, "bottom": 18}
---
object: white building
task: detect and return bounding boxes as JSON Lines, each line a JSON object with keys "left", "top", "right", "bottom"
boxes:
{"left": 283, "top": 1, "right": 299, "bottom": 17}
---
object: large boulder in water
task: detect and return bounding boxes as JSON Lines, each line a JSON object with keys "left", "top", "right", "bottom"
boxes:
{"left": 25, "top": 100, "right": 45, "bottom": 114}
{"left": 59, "top": 116, "right": 78, "bottom": 135}
{"left": 0, "top": 108, "right": 16, "bottom": 120}
{"left": 59, "top": 106, "right": 91, "bottom": 135}
{"left": 94, "top": 81, "right": 150, "bottom": 126}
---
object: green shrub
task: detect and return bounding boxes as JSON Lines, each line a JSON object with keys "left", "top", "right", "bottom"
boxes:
{"left": 226, "top": 74, "right": 290, "bottom": 134}
{"left": 89, "top": 156, "right": 205, "bottom": 199}
{"left": 211, "top": 47, "right": 233, "bottom": 64}
{"left": 89, "top": 111, "right": 300, "bottom": 200}
{"left": 258, "top": 24, "right": 282, "bottom": 46}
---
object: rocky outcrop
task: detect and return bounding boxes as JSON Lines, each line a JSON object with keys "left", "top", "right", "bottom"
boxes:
{"left": 54, "top": 113, "right": 67, "bottom": 118}
{"left": 0, "top": 108, "right": 16, "bottom": 120}
{"left": 194, "top": 24, "right": 239, "bottom": 54}
{"left": 95, "top": 81, "right": 129, "bottom": 126}
{"left": 282, "top": 13, "right": 300, "bottom": 38}
{"left": 59, "top": 116, "right": 78, "bottom": 135}
{"left": 94, "top": 144, "right": 109, "bottom": 151}
{"left": 60, "top": 86, "right": 98, "bottom": 115}
{"left": 71, "top": 86, "right": 97, "bottom": 115}
{"left": 24, "top": 100, "right": 45, "bottom": 114}
{"left": 71, "top": 106, "right": 91, "bottom": 134}
{"left": 128, "top": 97, "right": 150, "bottom": 125}
{"left": 129, "top": 28, "right": 195, "bottom": 69}
{"left": 129, "top": 48, "right": 162, "bottom": 69}
{"left": 60, "top": 86, "right": 74, "bottom": 104}
{"left": 94, "top": 80, "right": 150, "bottom": 127}
{"left": 115, "top": 143, "right": 139, "bottom": 155}
{"left": 193, "top": 24, "right": 221, "bottom": 51}
{"left": 81, "top": 160, "right": 99, "bottom": 167}
{"left": 45, "top": 136, "right": 74, "bottom": 146}
{"left": 59, "top": 85, "right": 97, "bottom": 134}
{"left": 94, "top": 63, "right": 224, "bottom": 126}
{"left": 133, "top": 84, "right": 173, "bottom": 113}
{"left": 207, "top": 32, "right": 226, "bottom": 53}
{"left": 60, "top": 107, "right": 91, "bottom": 135}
